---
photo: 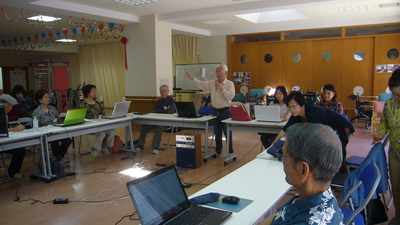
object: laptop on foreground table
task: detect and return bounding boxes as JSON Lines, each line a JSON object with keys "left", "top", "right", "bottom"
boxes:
{"left": 176, "top": 102, "right": 202, "bottom": 118}
{"left": 126, "top": 165, "right": 232, "bottom": 225}
{"left": 254, "top": 105, "right": 283, "bottom": 122}
{"left": 53, "top": 108, "right": 87, "bottom": 127}
{"left": 102, "top": 101, "right": 131, "bottom": 119}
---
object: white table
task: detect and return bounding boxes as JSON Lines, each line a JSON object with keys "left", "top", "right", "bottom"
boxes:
{"left": 40, "top": 117, "right": 135, "bottom": 175}
{"left": 222, "top": 119, "right": 286, "bottom": 165}
{"left": 0, "top": 129, "right": 52, "bottom": 181}
{"left": 131, "top": 113, "right": 217, "bottom": 161}
{"left": 190, "top": 158, "right": 292, "bottom": 225}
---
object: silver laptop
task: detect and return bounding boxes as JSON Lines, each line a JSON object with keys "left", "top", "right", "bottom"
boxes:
{"left": 126, "top": 165, "right": 232, "bottom": 225}
{"left": 102, "top": 101, "right": 131, "bottom": 119}
{"left": 254, "top": 105, "right": 283, "bottom": 122}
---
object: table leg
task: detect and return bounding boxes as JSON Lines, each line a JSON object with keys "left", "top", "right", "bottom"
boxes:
{"left": 224, "top": 123, "right": 237, "bottom": 165}
{"left": 202, "top": 120, "right": 217, "bottom": 162}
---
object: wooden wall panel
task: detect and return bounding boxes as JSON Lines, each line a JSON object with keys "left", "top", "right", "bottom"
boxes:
{"left": 256, "top": 42, "right": 282, "bottom": 89}
{"left": 311, "top": 39, "right": 343, "bottom": 98}
{"left": 374, "top": 35, "right": 400, "bottom": 95}
{"left": 281, "top": 41, "right": 312, "bottom": 92}
{"left": 342, "top": 37, "right": 374, "bottom": 110}
{"left": 230, "top": 43, "right": 257, "bottom": 93}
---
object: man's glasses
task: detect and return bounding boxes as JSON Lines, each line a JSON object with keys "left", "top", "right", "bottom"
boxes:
{"left": 288, "top": 103, "right": 298, "bottom": 110}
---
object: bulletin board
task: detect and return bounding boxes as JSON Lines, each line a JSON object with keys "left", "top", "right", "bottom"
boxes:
{"left": 175, "top": 63, "right": 220, "bottom": 90}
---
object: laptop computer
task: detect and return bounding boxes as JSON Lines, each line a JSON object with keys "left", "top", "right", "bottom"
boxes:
{"left": 102, "top": 101, "right": 131, "bottom": 119}
{"left": 126, "top": 165, "right": 232, "bottom": 225}
{"left": 176, "top": 102, "right": 202, "bottom": 118}
{"left": 254, "top": 105, "right": 283, "bottom": 122}
{"left": 53, "top": 108, "right": 87, "bottom": 127}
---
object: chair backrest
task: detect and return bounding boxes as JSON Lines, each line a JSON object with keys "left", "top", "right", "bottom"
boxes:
{"left": 198, "top": 106, "right": 213, "bottom": 115}
{"left": 374, "top": 101, "right": 385, "bottom": 114}
{"left": 379, "top": 93, "right": 392, "bottom": 101}
{"left": 249, "top": 89, "right": 264, "bottom": 97}
{"left": 340, "top": 163, "right": 381, "bottom": 225}
{"left": 232, "top": 93, "right": 246, "bottom": 103}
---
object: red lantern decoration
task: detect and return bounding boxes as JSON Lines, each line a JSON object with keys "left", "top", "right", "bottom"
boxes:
{"left": 81, "top": 27, "right": 86, "bottom": 34}
{"left": 34, "top": 34, "right": 39, "bottom": 40}
{"left": 48, "top": 32, "right": 53, "bottom": 38}
{"left": 120, "top": 36, "right": 128, "bottom": 70}
{"left": 63, "top": 30, "right": 68, "bottom": 36}
{"left": 19, "top": 37, "right": 24, "bottom": 43}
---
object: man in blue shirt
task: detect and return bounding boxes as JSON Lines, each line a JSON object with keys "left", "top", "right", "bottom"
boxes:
{"left": 261, "top": 123, "right": 343, "bottom": 224}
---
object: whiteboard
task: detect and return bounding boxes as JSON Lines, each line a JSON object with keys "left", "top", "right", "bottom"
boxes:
{"left": 175, "top": 63, "right": 220, "bottom": 90}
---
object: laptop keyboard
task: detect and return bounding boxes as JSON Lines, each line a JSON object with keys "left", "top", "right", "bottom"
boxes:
{"left": 167, "top": 206, "right": 214, "bottom": 225}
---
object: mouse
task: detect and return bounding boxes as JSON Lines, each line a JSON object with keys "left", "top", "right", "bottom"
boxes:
{"left": 222, "top": 196, "right": 240, "bottom": 205}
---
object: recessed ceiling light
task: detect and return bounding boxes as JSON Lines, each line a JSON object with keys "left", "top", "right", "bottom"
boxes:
{"left": 56, "top": 39, "right": 77, "bottom": 43}
{"left": 338, "top": 5, "right": 369, "bottom": 12}
{"left": 27, "top": 15, "right": 61, "bottom": 22}
{"left": 114, "top": 0, "right": 157, "bottom": 6}
{"left": 202, "top": 19, "right": 231, "bottom": 25}
{"left": 236, "top": 9, "right": 309, "bottom": 24}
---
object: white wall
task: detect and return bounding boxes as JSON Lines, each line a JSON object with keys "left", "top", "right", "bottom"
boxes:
{"left": 199, "top": 36, "right": 227, "bottom": 66}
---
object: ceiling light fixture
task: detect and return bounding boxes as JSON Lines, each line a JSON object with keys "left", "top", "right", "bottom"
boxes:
{"left": 202, "top": 19, "right": 231, "bottom": 25}
{"left": 27, "top": 15, "right": 61, "bottom": 22}
{"left": 338, "top": 5, "right": 369, "bottom": 12}
{"left": 114, "top": 0, "right": 157, "bottom": 6}
{"left": 56, "top": 39, "right": 77, "bottom": 43}
{"left": 236, "top": 9, "right": 309, "bottom": 24}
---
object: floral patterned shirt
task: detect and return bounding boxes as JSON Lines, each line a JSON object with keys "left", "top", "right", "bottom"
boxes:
{"left": 316, "top": 100, "right": 344, "bottom": 114}
{"left": 79, "top": 101, "right": 105, "bottom": 119}
{"left": 271, "top": 188, "right": 343, "bottom": 225}
{"left": 32, "top": 105, "right": 59, "bottom": 127}
{"left": 379, "top": 98, "right": 400, "bottom": 159}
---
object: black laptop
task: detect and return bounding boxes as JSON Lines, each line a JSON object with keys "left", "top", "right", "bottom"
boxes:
{"left": 126, "top": 165, "right": 232, "bottom": 225}
{"left": 176, "top": 102, "right": 203, "bottom": 118}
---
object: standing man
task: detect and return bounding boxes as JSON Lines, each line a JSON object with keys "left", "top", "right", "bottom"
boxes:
{"left": 133, "top": 85, "right": 176, "bottom": 155}
{"left": 0, "top": 94, "right": 26, "bottom": 178}
{"left": 186, "top": 64, "right": 235, "bottom": 155}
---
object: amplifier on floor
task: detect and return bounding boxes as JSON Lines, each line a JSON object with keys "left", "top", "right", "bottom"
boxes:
{"left": 176, "top": 134, "right": 201, "bottom": 169}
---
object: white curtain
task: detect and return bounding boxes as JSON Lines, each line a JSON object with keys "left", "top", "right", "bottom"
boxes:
{"left": 172, "top": 35, "right": 199, "bottom": 66}
{"left": 79, "top": 42, "right": 125, "bottom": 108}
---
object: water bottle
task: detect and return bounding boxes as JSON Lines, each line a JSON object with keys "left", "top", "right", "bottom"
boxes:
{"left": 32, "top": 116, "right": 39, "bottom": 130}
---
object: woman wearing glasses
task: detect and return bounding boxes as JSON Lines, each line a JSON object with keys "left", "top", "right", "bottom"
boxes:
{"left": 272, "top": 91, "right": 354, "bottom": 173}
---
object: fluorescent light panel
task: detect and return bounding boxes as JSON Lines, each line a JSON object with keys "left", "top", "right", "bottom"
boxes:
{"left": 338, "top": 5, "right": 369, "bottom": 12}
{"left": 236, "top": 9, "right": 309, "bottom": 24}
{"left": 27, "top": 15, "right": 61, "bottom": 22}
{"left": 56, "top": 39, "right": 77, "bottom": 43}
{"left": 114, "top": 0, "right": 157, "bottom": 6}
{"left": 202, "top": 19, "right": 231, "bottom": 25}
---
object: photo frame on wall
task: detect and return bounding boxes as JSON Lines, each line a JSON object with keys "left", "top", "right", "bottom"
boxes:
{"left": 233, "top": 72, "right": 251, "bottom": 85}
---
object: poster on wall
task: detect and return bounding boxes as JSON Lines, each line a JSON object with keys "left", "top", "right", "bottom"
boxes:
{"left": 233, "top": 72, "right": 251, "bottom": 85}
{"left": 376, "top": 64, "right": 399, "bottom": 73}
{"left": 10, "top": 68, "right": 26, "bottom": 90}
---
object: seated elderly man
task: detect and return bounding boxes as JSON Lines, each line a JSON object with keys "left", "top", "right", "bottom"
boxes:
{"left": 261, "top": 123, "right": 343, "bottom": 225}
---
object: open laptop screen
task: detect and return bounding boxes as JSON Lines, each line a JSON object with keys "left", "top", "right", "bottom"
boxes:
{"left": 127, "top": 166, "right": 190, "bottom": 225}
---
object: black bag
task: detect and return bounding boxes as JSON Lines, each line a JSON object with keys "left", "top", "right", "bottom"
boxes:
{"left": 38, "top": 156, "right": 65, "bottom": 179}
{"left": 364, "top": 196, "right": 388, "bottom": 224}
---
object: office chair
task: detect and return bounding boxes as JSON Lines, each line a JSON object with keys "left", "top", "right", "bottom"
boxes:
{"left": 232, "top": 93, "right": 246, "bottom": 103}
{"left": 379, "top": 93, "right": 392, "bottom": 102}
{"left": 249, "top": 89, "right": 264, "bottom": 97}
{"left": 339, "top": 163, "right": 381, "bottom": 225}
{"left": 345, "top": 137, "right": 392, "bottom": 210}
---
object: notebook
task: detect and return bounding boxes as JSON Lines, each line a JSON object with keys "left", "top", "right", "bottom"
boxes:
{"left": 102, "top": 101, "right": 131, "bottom": 119}
{"left": 254, "top": 105, "right": 283, "bottom": 122}
{"left": 53, "top": 108, "right": 87, "bottom": 127}
{"left": 126, "top": 165, "right": 232, "bottom": 225}
{"left": 176, "top": 102, "right": 202, "bottom": 118}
